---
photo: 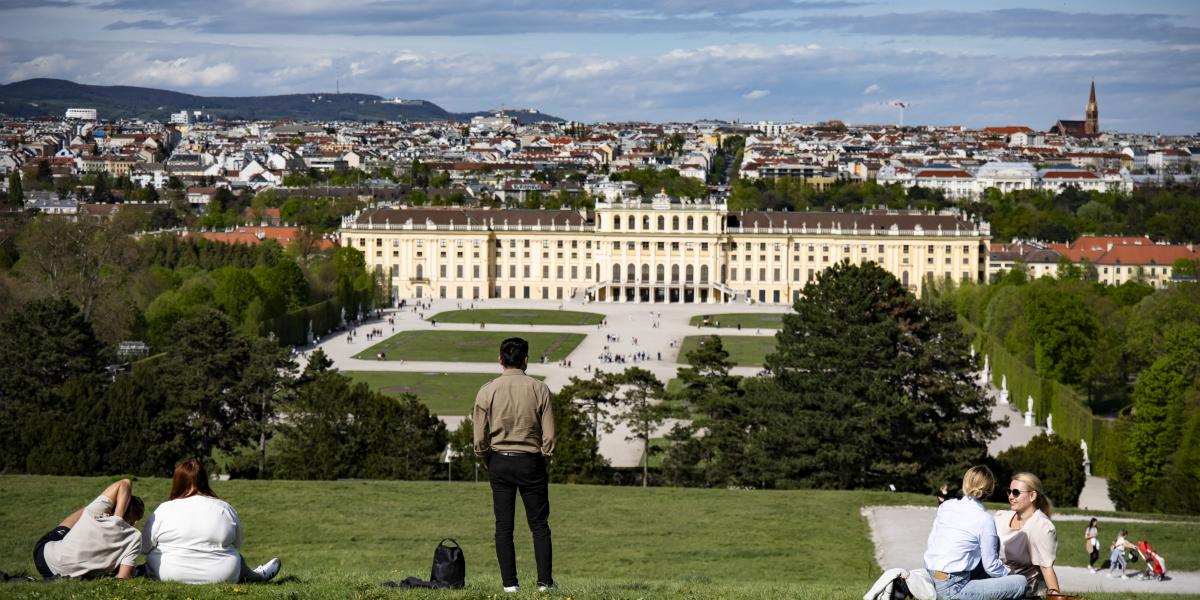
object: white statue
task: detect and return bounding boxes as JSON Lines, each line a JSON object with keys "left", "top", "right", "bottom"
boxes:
{"left": 1080, "top": 439, "right": 1089, "bottom": 463}
{"left": 970, "top": 345, "right": 976, "bottom": 358}
{"left": 1027, "top": 395, "right": 1034, "bottom": 414}
{"left": 983, "top": 354, "right": 989, "bottom": 372}
{"left": 1024, "top": 395, "right": 1035, "bottom": 427}
{"left": 1001, "top": 374, "right": 1007, "bottom": 392}
{"left": 1046, "top": 414, "right": 1054, "bottom": 436}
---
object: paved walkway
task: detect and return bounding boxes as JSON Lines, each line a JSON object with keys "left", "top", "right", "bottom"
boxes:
{"left": 981, "top": 376, "right": 1116, "bottom": 512}
{"left": 306, "top": 297, "right": 784, "bottom": 468}
{"left": 863, "top": 506, "right": 1199, "bottom": 594}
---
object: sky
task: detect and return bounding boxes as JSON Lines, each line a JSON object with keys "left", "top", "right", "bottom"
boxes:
{"left": 1, "top": 0, "right": 1198, "bottom": 132}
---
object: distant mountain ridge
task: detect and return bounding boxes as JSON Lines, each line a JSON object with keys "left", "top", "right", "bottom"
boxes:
{"left": 0, "top": 78, "right": 564, "bottom": 123}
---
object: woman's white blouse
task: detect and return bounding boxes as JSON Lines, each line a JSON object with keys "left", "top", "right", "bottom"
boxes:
{"left": 142, "top": 495, "right": 243, "bottom": 584}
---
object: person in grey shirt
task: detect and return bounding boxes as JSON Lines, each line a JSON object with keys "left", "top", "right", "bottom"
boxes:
{"left": 34, "top": 479, "right": 144, "bottom": 579}
{"left": 474, "top": 337, "right": 556, "bottom": 593}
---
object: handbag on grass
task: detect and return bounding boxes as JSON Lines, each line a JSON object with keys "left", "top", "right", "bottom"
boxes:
{"left": 430, "top": 538, "right": 466, "bottom": 589}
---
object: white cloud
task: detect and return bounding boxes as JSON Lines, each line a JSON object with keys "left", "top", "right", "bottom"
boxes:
{"left": 7, "top": 54, "right": 78, "bottom": 80}
{"left": 863, "top": 83, "right": 880, "bottom": 95}
{"left": 743, "top": 89, "right": 770, "bottom": 100}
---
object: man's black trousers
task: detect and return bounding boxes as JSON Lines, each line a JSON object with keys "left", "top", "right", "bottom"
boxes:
{"left": 488, "top": 452, "right": 553, "bottom": 588}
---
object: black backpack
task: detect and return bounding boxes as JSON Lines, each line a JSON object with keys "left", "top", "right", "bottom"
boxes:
{"left": 430, "top": 538, "right": 466, "bottom": 589}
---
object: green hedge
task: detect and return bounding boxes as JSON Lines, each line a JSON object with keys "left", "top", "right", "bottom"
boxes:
{"left": 962, "top": 319, "right": 1127, "bottom": 478}
{"left": 266, "top": 298, "right": 345, "bottom": 346}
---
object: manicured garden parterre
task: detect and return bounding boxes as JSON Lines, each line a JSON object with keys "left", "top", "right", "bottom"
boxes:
{"left": 353, "top": 330, "right": 585, "bottom": 362}
{"left": 345, "top": 371, "right": 546, "bottom": 415}
{"left": 1, "top": 476, "right": 1197, "bottom": 599}
{"left": 687, "top": 312, "right": 785, "bottom": 329}
{"left": 678, "top": 334, "right": 776, "bottom": 366}
{"left": 430, "top": 309, "right": 605, "bottom": 326}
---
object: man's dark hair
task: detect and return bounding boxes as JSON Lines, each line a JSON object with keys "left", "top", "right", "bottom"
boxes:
{"left": 500, "top": 337, "right": 529, "bottom": 368}
{"left": 125, "top": 496, "right": 145, "bottom": 523}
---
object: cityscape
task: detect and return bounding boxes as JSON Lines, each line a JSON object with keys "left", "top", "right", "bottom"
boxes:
{"left": 1, "top": 1, "right": 1199, "bottom": 598}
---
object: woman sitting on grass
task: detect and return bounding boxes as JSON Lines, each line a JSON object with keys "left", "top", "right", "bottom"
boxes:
{"left": 141, "top": 458, "right": 282, "bottom": 584}
{"left": 923, "top": 465, "right": 1027, "bottom": 600}
{"left": 995, "top": 472, "right": 1063, "bottom": 597}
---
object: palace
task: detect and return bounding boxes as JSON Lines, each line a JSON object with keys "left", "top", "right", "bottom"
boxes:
{"left": 339, "top": 193, "right": 991, "bottom": 305}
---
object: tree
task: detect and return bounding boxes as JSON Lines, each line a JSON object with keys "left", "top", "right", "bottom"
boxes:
{"left": 0, "top": 298, "right": 107, "bottom": 472}
{"left": 765, "top": 261, "right": 997, "bottom": 491}
{"left": 994, "top": 434, "right": 1086, "bottom": 508}
{"left": 276, "top": 372, "right": 447, "bottom": 480}
{"left": 661, "top": 335, "right": 755, "bottom": 487}
{"left": 1122, "top": 325, "right": 1200, "bottom": 506}
{"left": 7, "top": 169, "right": 23, "bottom": 207}
{"left": 547, "top": 386, "right": 608, "bottom": 483}
{"left": 1024, "top": 282, "right": 1099, "bottom": 386}
{"left": 15, "top": 217, "right": 137, "bottom": 325}
{"left": 556, "top": 374, "right": 618, "bottom": 456}
{"left": 613, "top": 367, "right": 667, "bottom": 487}
{"left": 156, "top": 310, "right": 259, "bottom": 460}
{"left": 236, "top": 336, "right": 296, "bottom": 477}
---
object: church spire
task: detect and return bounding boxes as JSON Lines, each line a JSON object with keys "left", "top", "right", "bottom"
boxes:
{"left": 1085, "top": 80, "right": 1099, "bottom": 136}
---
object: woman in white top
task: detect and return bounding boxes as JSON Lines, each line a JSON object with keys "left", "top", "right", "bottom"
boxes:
{"left": 142, "top": 458, "right": 282, "bottom": 584}
{"left": 1084, "top": 517, "right": 1100, "bottom": 573}
{"left": 923, "top": 465, "right": 1027, "bottom": 600}
{"left": 995, "top": 472, "right": 1062, "bottom": 597}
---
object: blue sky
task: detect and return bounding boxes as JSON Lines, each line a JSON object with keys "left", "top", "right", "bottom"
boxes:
{"left": 1, "top": 0, "right": 1198, "bottom": 132}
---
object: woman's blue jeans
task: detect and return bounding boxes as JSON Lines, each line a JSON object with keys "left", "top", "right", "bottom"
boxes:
{"left": 928, "top": 569, "right": 1026, "bottom": 600}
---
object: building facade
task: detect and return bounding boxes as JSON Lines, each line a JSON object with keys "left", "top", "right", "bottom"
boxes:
{"left": 340, "top": 194, "right": 992, "bottom": 305}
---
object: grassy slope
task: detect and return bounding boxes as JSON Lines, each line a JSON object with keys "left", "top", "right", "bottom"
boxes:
{"left": 354, "top": 331, "right": 585, "bottom": 362}
{"left": 687, "top": 313, "right": 785, "bottom": 329}
{"left": 0, "top": 476, "right": 1196, "bottom": 599}
{"left": 345, "top": 371, "right": 545, "bottom": 416}
{"left": 430, "top": 309, "right": 605, "bottom": 326}
{"left": 678, "top": 335, "right": 776, "bottom": 366}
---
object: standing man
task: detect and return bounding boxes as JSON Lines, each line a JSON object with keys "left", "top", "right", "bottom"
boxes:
{"left": 474, "top": 337, "right": 556, "bottom": 593}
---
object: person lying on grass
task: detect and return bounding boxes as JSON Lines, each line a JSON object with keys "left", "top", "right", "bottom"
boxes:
{"left": 141, "top": 458, "right": 281, "bottom": 584}
{"left": 33, "top": 478, "right": 144, "bottom": 580}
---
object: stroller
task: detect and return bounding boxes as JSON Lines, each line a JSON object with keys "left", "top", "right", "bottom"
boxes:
{"left": 1135, "top": 541, "right": 1167, "bottom": 581}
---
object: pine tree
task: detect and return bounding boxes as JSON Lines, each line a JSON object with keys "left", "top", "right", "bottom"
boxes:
{"left": 613, "top": 367, "right": 667, "bottom": 487}
{"left": 7, "top": 169, "right": 23, "bottom": 207}
{"left": 766, "top": 261, "right": 997, "bottom": 491}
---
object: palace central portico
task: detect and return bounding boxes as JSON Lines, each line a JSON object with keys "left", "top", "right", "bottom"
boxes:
{"left": 340, "top": 193, "right": 990, "bottom": 305}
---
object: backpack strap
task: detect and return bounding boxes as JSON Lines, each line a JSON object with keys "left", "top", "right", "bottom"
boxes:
{"left": 438, "top": 538, "right": 460, "bottom": 548}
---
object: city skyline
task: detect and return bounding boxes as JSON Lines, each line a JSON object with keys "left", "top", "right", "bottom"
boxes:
{"left": 1, "top": 1, "right": 1198, "bottom": 132}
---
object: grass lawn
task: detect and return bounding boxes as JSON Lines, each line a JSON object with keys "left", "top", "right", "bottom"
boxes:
{"left": 345, "top": 371, "right": 545, "bottom": 416}
{"left": 430, "top": 309, "right": 604, "bottom": 326}
{"left": 1, "top": 476, "right": 1197, "bottom": 599}
{"left": 678, "top": 335, "right": 776, "bottom": 366}
{"left": 354, "top": 330, "right": 585, "bottom": 363}
{"left": 688, "top": 313, "right": 785, "bottom": 330}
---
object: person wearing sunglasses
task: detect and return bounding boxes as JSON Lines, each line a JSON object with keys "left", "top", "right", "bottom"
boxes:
{"left": 923, "top": 465, "right": 1027, "bottom": 600}
{"left": 995, "top": 472, "right": 1062, "bottom": 597}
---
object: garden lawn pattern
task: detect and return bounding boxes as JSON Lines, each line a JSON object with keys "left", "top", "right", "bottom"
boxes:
{"left": 353, "top": 330, "right": 585, "bottom": 362}
{"left": 688, "top": 313, "right": 785, "bottom": 329}
{"left": 430, "top": 308, "right": 605, "bottom": 325}
{"left": 345, "top": 371, "right": 545, "bottom": 416}
{"left": 679, "top": 335, "right": 776, "bottom": 366}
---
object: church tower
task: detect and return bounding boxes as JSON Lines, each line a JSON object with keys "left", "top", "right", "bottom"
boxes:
{"left": 1085, "top": 80, "right": 1099, "bottom": 135}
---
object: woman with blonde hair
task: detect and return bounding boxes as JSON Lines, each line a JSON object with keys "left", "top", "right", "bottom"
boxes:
{"left": 995, "top": 472, "right": 1063, "bottom": 597}
{"left": 142, "top": 458, "right": 282, "bottom": 584}
{"left": 923, "top": 465, "right": 1027, "bottom": 600}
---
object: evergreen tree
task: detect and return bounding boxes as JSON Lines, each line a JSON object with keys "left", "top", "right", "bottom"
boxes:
{"left": 662, "top": 335, "right": 749, "bottom": 487}
{"left": 0, "top": 297, "right": 107, "bottom": 472}
{"left": 7, "top": 169, "right": 23, "bottom": 207}
{"left": 613, "top": 367, "right": 667, "bottom": 487}
{"left": 547, "top": 387, "right": 608, "bottom": 483}
{"left": 765, "top": 261, "right": 997, "bottom": 491}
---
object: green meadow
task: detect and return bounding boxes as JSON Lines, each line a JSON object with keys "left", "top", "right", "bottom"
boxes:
{"left": 687, "top": 313, "right": 785, "bottom": 330}
{"left": 3, "top": 476, "right": 1196, "bottom": 599}
{"left": 430, "top": 309, "right": 605, "bottom": 326}
{"left": 345, "top": 371, "right": 546, "bottom": 416}
{"left": 678, "top": 335, "right": 776, "bottom": 366}
{"left": 354, "top": 331, "right": 585, "bottom": 363}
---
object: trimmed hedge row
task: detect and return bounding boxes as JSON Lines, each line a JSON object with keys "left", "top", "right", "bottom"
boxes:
{"left": 963, "top": 319, "right": 1128, "bottom": 478}
{"left": 266, "top": 298, "right": 346, "bottom": 347}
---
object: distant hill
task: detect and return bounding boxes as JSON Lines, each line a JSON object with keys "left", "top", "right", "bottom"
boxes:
{"left": 0, "top": 78, "right": 564, "bottom": 123}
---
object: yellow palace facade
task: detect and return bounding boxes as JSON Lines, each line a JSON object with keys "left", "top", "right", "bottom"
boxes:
{"left": 339, "top": 194, "right": 991, "bottom": 305}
